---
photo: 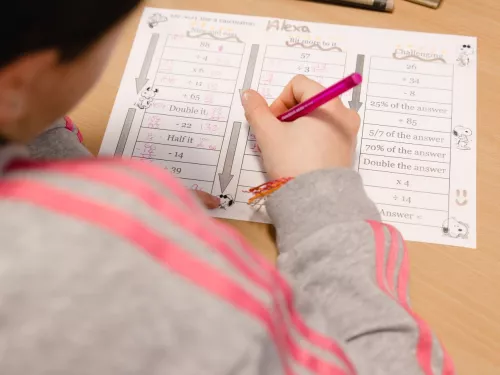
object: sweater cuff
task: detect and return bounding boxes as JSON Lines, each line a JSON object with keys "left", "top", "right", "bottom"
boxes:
{"left": 266, "top": 169, "right": 380, "bottom": 239}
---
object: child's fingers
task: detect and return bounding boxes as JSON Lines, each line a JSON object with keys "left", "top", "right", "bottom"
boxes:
{"left": 241, "top": 90, "right": 281, "bottom": 143}
{"left": 192, "top": 190, "right": 220, "bottom": 209}
{"left": 271, "top": 75, "right": 351, "bottom": 118}
{"left": 270, "top": 75, "right": 325, "bottom": 115}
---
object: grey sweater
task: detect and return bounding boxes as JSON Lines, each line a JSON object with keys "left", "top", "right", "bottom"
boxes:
{"left": 0, "top": 118, "right": 454, "bottom": 374}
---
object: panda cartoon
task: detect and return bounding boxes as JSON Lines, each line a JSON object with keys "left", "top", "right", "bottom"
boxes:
{"left": 136, "top": 87, "right": 159, "bottom": 110}
{"left": 457, "top": 44, "right": 474, "bottom": 67}
{"left": 442, "top": 218, "right": 469, "bottom": 239}
{"left": 453, "top": 126, "right": 472, "bottom": 150}
{"left": 218, "top": 194, "right": 234, "bottom": 210}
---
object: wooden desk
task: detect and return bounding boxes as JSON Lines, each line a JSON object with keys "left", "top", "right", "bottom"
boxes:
{"left": 71, "top": 0, "right": 500, "bottom": 373}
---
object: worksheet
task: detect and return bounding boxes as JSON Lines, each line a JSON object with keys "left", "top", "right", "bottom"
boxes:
{"left": 100, "top": 7, "right": 477, "bottom": 248}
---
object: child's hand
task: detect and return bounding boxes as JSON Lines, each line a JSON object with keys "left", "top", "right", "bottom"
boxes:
{"left": 192, "top": 190, "right": 220, "bottom": 209}
{"left": 241, "top": 75, "right": 360, "bottom": 179}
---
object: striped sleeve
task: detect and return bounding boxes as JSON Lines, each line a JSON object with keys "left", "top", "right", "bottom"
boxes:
{"left": 1, "top": 158, "right": 355, "bottom": 375}
{"left": 266, "top": 169, "right": 455, "bottom": 375}
{"left": 368, "top": 221, "right": 455, "bottom": 375}
{"left": 27, "top": 117, "right": 89, "bottom": 160}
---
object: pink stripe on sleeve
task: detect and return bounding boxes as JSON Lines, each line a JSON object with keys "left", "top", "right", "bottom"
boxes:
{"left": 0, "top": 178, "right": 292, "bottom": 375}
{"left": 441, "top": 341, "right": 456, "bottom": 375}
{"left": 220, "top": 225, "right": 357, "bottom": 375}
{"left": 64, "top": 116, "right": 83, "bottom": 143}
{"left": 381, "top": 223, "right": 433, "bottom": 374}
{"left": 368, "top": 221, "right": 455, "bottom": 375}
{"left": 366, "top": 220, "right": 390, "bottom": 295}
{"left": 385, "top": 224, "right": 400, "bottom": 297}
{"left": 113, "top": 158, "right": 206, "bottom": 213}
{"left": 392, "top": 229, "right": 455, "bottom": 375}
{"left": 7, "top": 161, "right": 351, "bottom": 375}
{"left": 93, "top": 159, "right": 357, "bottom": 374}
{"left": 10, "top": 158, "right": 202, "bottom": 214}
{"left": 395, "top": 231, "right": 410, "bottom": 307}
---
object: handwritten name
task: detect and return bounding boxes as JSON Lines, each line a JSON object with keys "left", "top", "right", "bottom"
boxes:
{"left": 267, "top": 19, "right": 311, "bottom": 32}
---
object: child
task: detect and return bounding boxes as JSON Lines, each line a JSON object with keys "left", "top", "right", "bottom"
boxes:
{"left": 0, "top": 2, "right": 454, "bottom": 374}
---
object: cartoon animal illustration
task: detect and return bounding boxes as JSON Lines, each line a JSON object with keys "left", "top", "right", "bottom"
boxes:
{"left": 442, "top": 218, "right": 469, "bottom": 239}
{"left": 218, "top": 194, "right": 235, "bottom": 210}
{"left": 457, "top": 44, "right": 474, "bottom": 67}
{"left": 136, "top": 87, "right": 158, "bottom": 110}
{"left": 148, "top": 13, "right": 168, "bottom": 28}
{"left": 453, "top": 126, "right": 472, "bottom": 150}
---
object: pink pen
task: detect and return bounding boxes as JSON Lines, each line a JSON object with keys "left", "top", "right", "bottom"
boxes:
{"left": 277, "top": 73, "right": 363, "bottom": 122}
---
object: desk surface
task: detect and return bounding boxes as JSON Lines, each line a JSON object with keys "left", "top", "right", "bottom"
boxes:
{"left": 71, "top": 0, "right": 500, "bottom": 373}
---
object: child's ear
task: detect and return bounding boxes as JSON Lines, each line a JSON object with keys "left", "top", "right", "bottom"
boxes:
{"left": 0, "top": 50, "right": 57, "bottom": 128}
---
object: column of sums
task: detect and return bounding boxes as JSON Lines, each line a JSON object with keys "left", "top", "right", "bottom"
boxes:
{"left": 132, "top": 35, "right": 244, "bottom": 192}
{"left": 235, "top": 46, "right": 346, "bottom": 204}
{"left": 360, "top": 57, "right": 453, "bottom": 229}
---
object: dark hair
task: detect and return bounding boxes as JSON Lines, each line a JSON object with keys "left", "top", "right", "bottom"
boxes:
{"left": 1, "top": 1, "right": 141, "bottom": 68}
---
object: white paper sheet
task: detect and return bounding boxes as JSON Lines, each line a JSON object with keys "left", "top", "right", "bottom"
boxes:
{"left": 100, "top": 7, "right": 477, "bottom": 248}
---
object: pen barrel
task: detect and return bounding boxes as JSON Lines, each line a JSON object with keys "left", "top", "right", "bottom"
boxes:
{"left": 279, "top": 102, "right": 316, "bottom": 122}
{"left": 278, "top": 73, "right": 362, "bottom": 122}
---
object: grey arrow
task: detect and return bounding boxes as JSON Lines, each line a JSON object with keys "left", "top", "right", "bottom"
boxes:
{"left": 349, "top": 54, "right": 365, "bottom": 112}
{"left": 219, "top": 122, "right": 242, "bottom": 193}
{"left": 115, "top": 108, "right": 136, "bottom": 156}
{"left": 239, "top": 44, "right": 260, "bottom": 96}
{"left": 136, "top": 33, "right": 159, "bottom": 93}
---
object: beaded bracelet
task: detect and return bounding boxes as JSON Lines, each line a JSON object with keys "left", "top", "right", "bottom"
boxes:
{"left": 246, "top": 177, "right": 294, "bottom": 206}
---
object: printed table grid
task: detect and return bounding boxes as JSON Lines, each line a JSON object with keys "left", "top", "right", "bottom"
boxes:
{"left": 359, "top": 56, "right": 455, "bottom": 227}
{"left": 133, "top": 34, "right": 245, "bottom": 193}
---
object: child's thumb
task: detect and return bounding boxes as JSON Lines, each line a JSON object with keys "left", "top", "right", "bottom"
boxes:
{"left": 241, "top": 90, "right": 279, "bottom": 140}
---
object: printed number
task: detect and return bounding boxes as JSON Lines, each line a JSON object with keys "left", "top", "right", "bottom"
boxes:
{"left": 300, "top": 53, "right": 311, "bottom": 59}
{"left": 396, "top": 179, "right": 411, "bottom": 187}
{"left": 409, "top": 91, "right": 416, "bottom": 97}
{"left": 368, "top": 130, "right": 383, "bottom": 137}
{"left": 402, "top": 196, "right": 412, "bottom": 204}
{"left": 195, "top": 81, "right": 203, "bottom": 87}
{"left": 406, "top": 118, "right": 417, "bottom": 126}
{"left": 303, "top": 66, "right": 310, "bottom": 73}
{"left": 181, "top": 123, "right": 192, "bottom": 129}
{"left": 406, "top": 64, "right": 417, "bottom": 70}
{"left": 174, "top": 152, "right": 184, "bottom": 159}
{"left": 170, "top": 167, "right": 182, "bottom": 175}
{"left": 184, "top": 94, "right": 200, "bottom": 101}
{"left": 409, "top": 78, "right": 420, "bottom": 84}
{"left": 200, "top": 42, "right": 211, "bottom": 48}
